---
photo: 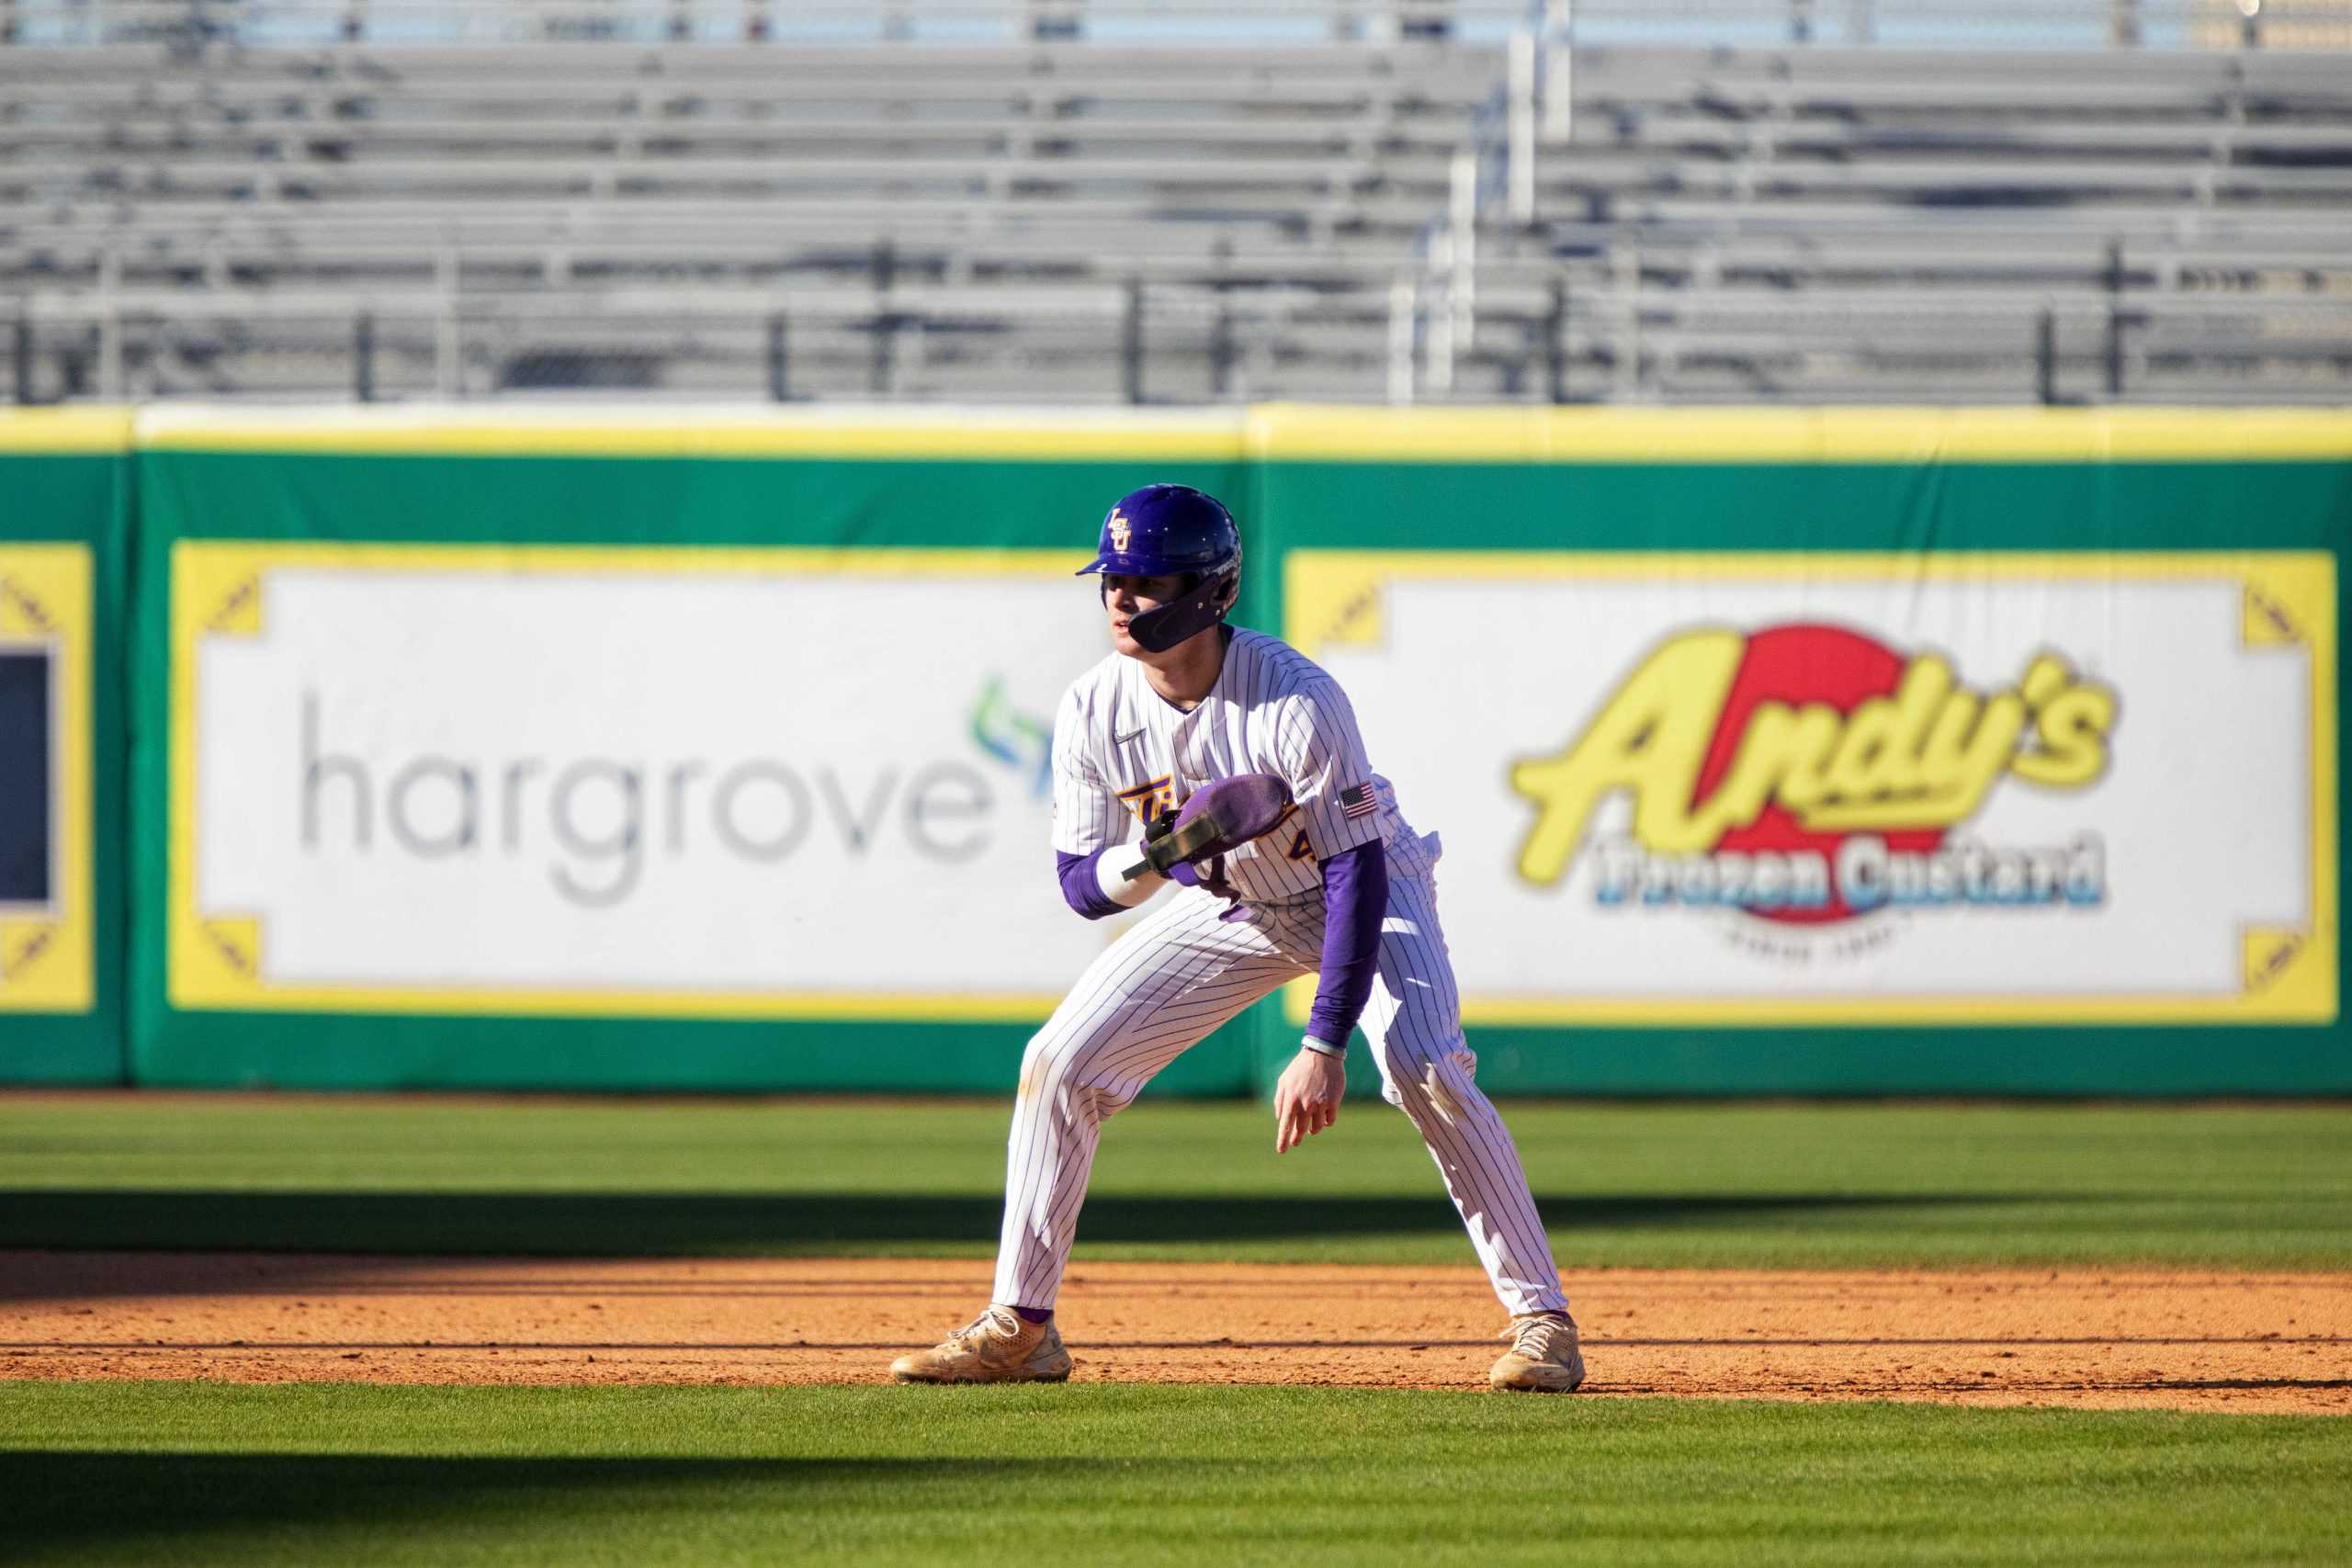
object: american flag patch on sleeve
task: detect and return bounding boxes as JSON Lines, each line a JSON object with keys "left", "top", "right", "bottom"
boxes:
{"left": 1338, "top": 783, "right": 1378, "bottom": 821}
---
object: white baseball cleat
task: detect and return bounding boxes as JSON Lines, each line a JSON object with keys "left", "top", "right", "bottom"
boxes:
{"left": 1488, "top": 1312, "right": 1585, "bottom": 1393}
{"left": 890, "top": 1304, "right": 1073, "bottom": 1384}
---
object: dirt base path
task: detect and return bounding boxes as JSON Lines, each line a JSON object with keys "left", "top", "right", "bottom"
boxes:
{"left": 4, "top": 1253, "right": 2346, "bottom": 1415}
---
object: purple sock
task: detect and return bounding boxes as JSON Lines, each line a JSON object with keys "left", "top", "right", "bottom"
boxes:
{"left": 1012, "top": 1305, "right": 1053, "bottom": 1325}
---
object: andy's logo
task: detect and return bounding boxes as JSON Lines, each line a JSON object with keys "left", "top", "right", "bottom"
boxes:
{"left": 1107, "top": 508, "right": 1132, "bottom": 554}
{"left": 1510, "top": 625, "right": 2117, "bottom": 922}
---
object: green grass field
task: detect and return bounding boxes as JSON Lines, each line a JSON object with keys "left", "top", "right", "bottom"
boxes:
{"left": 5, "top": 1093, "right": 2348, "bottom": 1564}
{"left": 7, "top": 1382, "right": 2350, "bottom": 1567}
{"left": 3, "top": 1093, "right": 2347, "bottom": 1269}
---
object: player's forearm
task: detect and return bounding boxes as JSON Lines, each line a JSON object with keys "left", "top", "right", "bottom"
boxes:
{"left": 1305, "top": 841, "right": 1388, "bottom": 1051}
{"left": 1053, "top": 849, "right": 1165, "bottom": 920}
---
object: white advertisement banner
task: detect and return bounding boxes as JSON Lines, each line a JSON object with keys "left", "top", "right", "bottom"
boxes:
{"left": 171, "top": 543, "right": 1111, "bottom": 1017}
{"left": 1287, "top": 551, "right": 2335, "bottom": 1025}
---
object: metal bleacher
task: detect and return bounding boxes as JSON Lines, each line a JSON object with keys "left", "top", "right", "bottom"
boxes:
{"left": 2, "top": 0, "right": 2348, "bottom": 405}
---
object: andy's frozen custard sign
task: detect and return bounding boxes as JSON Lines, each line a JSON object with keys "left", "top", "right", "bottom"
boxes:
{"left": 1510, "top": 625, "right": 2116, "bottom": 922}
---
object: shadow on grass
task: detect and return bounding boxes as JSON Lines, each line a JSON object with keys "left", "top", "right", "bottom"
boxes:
{"left": 0, "top": 1189, "right": 2056, "bottom": 1264}
{"left": 0, "top": 1450, "right": 1022, "bottom": 1562}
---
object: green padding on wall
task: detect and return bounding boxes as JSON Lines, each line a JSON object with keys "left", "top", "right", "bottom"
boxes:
{"left": 0, "top": 434, "right": 130, "bottom": 1084}
{"left": 128, "top": 1014, "right": 1254, "bottom": 1099}
{"left": 1255, "top": 458, "right": 2352, "bottom": 552}
{"left": 1249, "top": 1023, "right": 2352, "bottom": 1100}
{"left": 141, "top": 451, "right": 1242, "bottom": 551}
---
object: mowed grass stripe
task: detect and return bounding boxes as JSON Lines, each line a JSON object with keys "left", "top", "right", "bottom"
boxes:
{"left": 4, "top": 1382, "right": 2348, "bottom": 1567}
{"left": 2, "top": 1096, "right": 2347, "bottom": 1269}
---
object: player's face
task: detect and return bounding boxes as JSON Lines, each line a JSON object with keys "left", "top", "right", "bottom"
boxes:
{"left": 1102, "top": 572, "right": 1189, "bottom": 656}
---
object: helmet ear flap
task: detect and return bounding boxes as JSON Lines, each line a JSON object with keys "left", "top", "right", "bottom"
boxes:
{"left": 1222, "top": 542, "right": 1245, "bottom": 610}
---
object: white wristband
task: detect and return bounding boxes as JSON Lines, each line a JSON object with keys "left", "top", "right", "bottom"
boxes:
{"left": 1095, "top": 851, "right": 1166, "bottom": 909}
{"left": 1300, "top": 1035, "right": 1346, "bottom": 1059}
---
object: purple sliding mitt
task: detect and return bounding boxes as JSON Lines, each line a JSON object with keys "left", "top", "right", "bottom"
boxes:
{"left": 1124, "top": 773, "right": 1295, "bottom": 879}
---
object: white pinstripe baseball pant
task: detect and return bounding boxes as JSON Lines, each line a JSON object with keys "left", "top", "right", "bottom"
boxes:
{"left": 993, "top": 873, "right": 1569, "bottom": 1317}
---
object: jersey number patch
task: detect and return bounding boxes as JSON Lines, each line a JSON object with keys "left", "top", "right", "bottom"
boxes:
{"left": 1287, "top": 829, "right": 1314, "bottom": 863}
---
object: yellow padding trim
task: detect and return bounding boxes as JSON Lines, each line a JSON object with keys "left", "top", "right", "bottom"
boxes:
{"left": 135, "top": 402, "right": 1251, "bottom": 460}
{"left": 1249, "top": 403, "right": 2352, "bottom": 464}
{"left": 0, "top": 407, "right": 135, "bottom": 455}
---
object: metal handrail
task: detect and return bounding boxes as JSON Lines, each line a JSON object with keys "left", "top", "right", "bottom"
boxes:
{"left": 4, "top": 0, "right": 2347, "bottom": 50}
{"left": 9, "top": 278, "right": 2346, "bottom": 405}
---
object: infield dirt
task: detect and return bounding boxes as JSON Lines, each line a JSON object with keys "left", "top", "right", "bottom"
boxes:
{"left": 3, "top": 1252, "right": 2345, "bottom": 1414}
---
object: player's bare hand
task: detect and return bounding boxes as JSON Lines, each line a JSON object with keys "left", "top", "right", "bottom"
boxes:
{"left": 1273, "top": 1048, "right": 1345, "bottom": 1154}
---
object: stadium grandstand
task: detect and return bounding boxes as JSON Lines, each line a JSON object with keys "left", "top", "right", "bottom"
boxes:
{"left": 2, "top": 0, "right": 2348, "bottom": 404}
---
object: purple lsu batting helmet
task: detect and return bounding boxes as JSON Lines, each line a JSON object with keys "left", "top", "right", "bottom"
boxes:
{"left": 1075, "top": 483, "right": 1243, "bottom": 653}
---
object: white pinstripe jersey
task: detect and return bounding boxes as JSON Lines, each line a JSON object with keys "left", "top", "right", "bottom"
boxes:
{"left": 1049, "top": 628, "right": 1435, "bottom": 903}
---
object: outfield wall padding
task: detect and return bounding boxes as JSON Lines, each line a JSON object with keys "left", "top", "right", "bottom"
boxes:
{"left": 1248, "top": 406, "right": 2348, "bottom": 1097}
{"left": 39, "top": 403, "right": 2352, "bottom": 1095}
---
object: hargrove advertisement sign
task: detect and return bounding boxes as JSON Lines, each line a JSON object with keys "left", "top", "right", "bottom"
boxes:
{"left": 1289, "top": 550, "right": 2335, "bottom": 1026}
{"left": 169, "top": 542, "right": 1102, "bottom": 1019}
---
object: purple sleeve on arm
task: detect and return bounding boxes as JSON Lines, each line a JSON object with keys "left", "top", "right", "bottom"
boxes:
{"left": 1056, "top": 849, "right": 1125, "bottom": 921}
{"left": 1306, "top": 841, "right": 1389, "bottom": 1049}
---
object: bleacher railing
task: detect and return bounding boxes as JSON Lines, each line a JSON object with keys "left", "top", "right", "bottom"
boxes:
{"left": 8, "top": 281, "right": 2348, "bottom": 406}
{"left": 6, "top": 0, "right": 2345, "bottom": 405}
{"left": 3, "top": 0, "right": 2347, "bottom": 50}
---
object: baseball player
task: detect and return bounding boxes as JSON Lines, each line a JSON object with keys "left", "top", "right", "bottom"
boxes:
{"left": 891, "top": 484, "right": 1582, "bottom": 1393}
